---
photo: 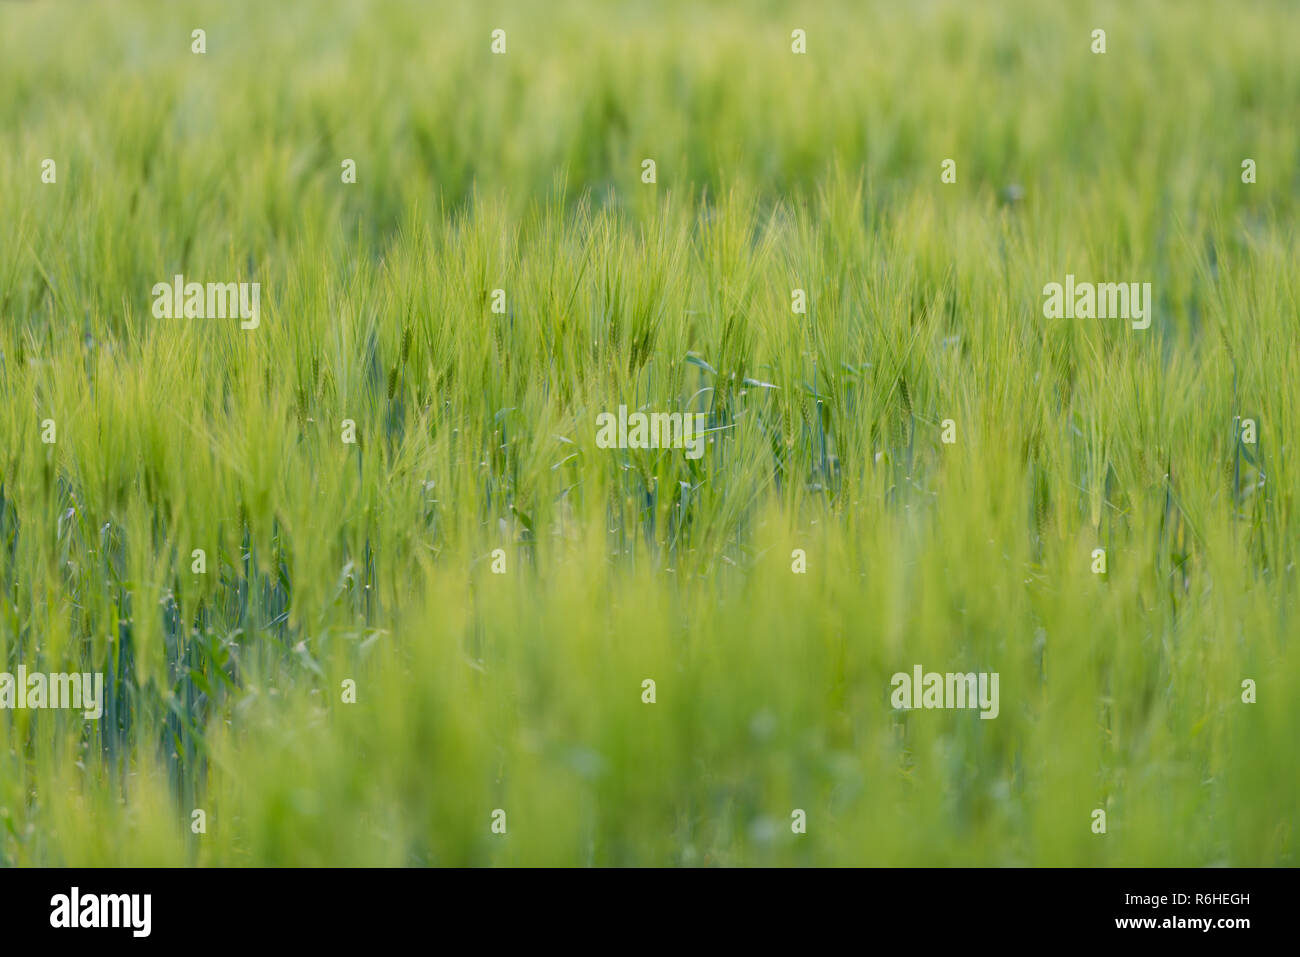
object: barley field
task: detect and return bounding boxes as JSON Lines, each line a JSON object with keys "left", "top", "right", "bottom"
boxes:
{"left": 0, "top": 0, "right": 1297, "bottom": 866}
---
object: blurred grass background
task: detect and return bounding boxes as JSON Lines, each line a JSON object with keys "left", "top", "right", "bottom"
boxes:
{"left": 0, "top": 0, "right": 1296, "bottom": 864}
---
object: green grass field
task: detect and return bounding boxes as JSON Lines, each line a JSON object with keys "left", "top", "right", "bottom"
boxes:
{"left": 1, "top": 0, "right": 1297, "bottom": 866}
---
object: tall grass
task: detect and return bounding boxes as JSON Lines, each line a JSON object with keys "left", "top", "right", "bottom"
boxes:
{"left": 0, "top": 0, "right": 1296, "bottom": 865}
